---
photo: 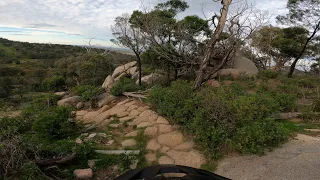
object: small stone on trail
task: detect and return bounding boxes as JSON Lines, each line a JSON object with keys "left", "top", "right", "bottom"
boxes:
{"left": 109, "top": 124, "right": 120, "bottom": 128}
{"left": 137, "top": 122, "right": 154, "bottom": 128}
{"left": 75, "top": 138, "right": 83, "bottom": 144}
{"left": 146, "top": 139, "right": 161, "bottom": 151}
{"left": 117, "top": 99, "right": 131, "bottom": 106}
{"left": 158, "top": 124, "right": 173, "bottom": 134}
{"left": 73, "top": 168, "right": 93, "bottom": 179}
{"left": 139, "top": 110, "right": 155, "bottom": 117}
{"left": 157, "top": 131, "right": 183, "bottom": 147}
{"left": 159, "top": 156, "right": 175, "bottom": 164}
{"left": 127, "top": 105, "right": 139, "bottom": 111}
{"left": 130, "top": 109, "right": 141, "bottom": 117}
{"left": 125, "top": 100, "right": 136, "bottom": 107}
{"left": 130, "top": 160, "right": 139, "bottom": 169}
{"left": 88, "top": 160, "right": 96, "bottom": 168}
{"left": 88, "top": 133, "right": 97, "bottom": 139}
{"left": 117, "top": 111, "right": 129, "bottom": 118}
{"left": 144, "top": 127, "right": 158, "bottom": 137}
{"left": 107, "top": 140, "right": 114, "bottom": 145}
{"left": 157, "top": 116, "right": 169, "bottom": 124}
{"left": 121, "top": 139, "right": 137, "bottom": 147}
{"left": 145, "top": 152, "right": 157, "bottom": 163}
{"left": 97, "top": 133, "right": 107, "bottom": 138}
{"left": 173, "top": 141, "right": 194, "bottom": 151}
{"left": 120, "top": 116, "right": 135, "bottom": 123}
{"left": 125, "top": 131, "right": 138, "bottom": 137}
{"left": 137, "top": 106, "right": 149, "bottom": 112}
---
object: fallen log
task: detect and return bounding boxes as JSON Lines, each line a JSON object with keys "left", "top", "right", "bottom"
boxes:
{"left": 36, "top": 153, "right": 77, "bottom": 166}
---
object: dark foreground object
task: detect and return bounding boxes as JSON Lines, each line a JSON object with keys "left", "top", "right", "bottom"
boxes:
{"left": 115, "top": 165, "right": 230, "bottom": 180}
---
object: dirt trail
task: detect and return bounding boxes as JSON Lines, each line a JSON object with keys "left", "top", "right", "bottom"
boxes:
{"left": 215, "top": 134, "right": 320, "bottom": 180}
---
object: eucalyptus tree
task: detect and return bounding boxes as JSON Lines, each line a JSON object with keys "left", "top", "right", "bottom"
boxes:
{"left": 277, "top": 0, "right": 320, "bottom": 77}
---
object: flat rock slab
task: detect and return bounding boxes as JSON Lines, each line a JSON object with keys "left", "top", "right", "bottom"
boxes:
{"left": 173, "top": 141, "right": 194, "bottom": 151}
{"left": 146, "top": 139, "right": 161, "bottom": 151}
{"left": 215, "top": 134, "right": 320, "bottom": 180}
{"left": 166, "top": 150, "right": 206, "bottom": 169}
{"left": 157, "top": 131, "right": 183, "bottom": 147}
{"left": 144, "top": 127, "right": 158, "bottom": 137}
{"left": 108, "top": 105, "right": 128, "bottom": 116}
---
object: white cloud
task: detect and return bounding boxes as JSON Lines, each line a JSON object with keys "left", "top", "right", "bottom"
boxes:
{"left": 0, "top": 0, "right": 288, "bottom": 45}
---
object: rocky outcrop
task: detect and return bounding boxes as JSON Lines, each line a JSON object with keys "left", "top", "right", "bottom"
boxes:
{"left": 112, "top": 61, "right": 137, "bottom": 78}
{"left": 57, "top": 96, "right": 81, "bottom": 106}
{"left": 136, "top": 73, "right": 163, "bottom": 85}
{"left": 102, "top": 75, "right": 114, "bottom": 89}
{"left": 232, "top": 56, "right": 259, "bottom": 76}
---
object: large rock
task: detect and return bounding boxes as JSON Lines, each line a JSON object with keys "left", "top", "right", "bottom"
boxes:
{"left": 57, "top": 96, "right": 81, "bottom": 106}
{"left": 73, "top": 169, "right": 93, "bottom": 179}
{"left": 136, "top": 73, "right": 163, "bottom": 85}
{"left": 112, "top": 61, "right": 137, "bottom": 78}
{"left": 102, "top": 75, "right": 114, "bottom": 89}
{"left": 232, "top": 56, "right": 259, "bottom": 76}
{"left": 218, "top": 69, "right": 240, "bottom": 79}
{"left": 97, "top": 93, "right": 116, "bottom": 108}
{"left": 128, "top": 66, "right": 138, "bottom": 76}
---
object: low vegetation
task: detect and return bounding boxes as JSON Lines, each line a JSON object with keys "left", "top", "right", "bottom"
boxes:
{"left": 149, "top": 78, "right": 306, "bottom": 157}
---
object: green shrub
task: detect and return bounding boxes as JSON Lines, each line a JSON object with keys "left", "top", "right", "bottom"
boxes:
{"left": 275, "top": 93, "right": 297, "bottom": 112}
{"left": 149, "top": 80, "right": 291, "bottom": 158}
{"left": 18, "top": 162, "right": 48, "bottom": 180}
{"left": 110, "top": 77, "right": 141, "bottom": 96}
{"left": 21, "top": 94, "right": 61, "bottom": 123}
{"left": 297, "top": 79, "right": 317, "bottom": 88}
{"left": 42, "top": 75, "right": 66, "bottom": 91}
{"left": 149, "top": 80, "right": 195, "bottom": 126}
{"left": 32, "top": 106, "right": 79, "bottom": 139}
{"left": 71, "top": 85, "right": 104, "bottom": 101}
{"left": 233, "top": 94, "right": 279, "bottom": 125}
{"left": 258, "top": 70, "right": 280, "bottom": 79}
{"left": 313, "top": 98, "right": 320, "bottom": 112}
{"left": 234, "top": 119, "right": 289, "bottom": 154}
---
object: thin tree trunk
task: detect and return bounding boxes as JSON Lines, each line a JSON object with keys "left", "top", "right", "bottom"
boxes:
{"left": 134, "top": 51, "right": 142, "bottom": 86}
{"left": 288, "top": 21, "right": 320, "bottom": 78}
{"left": 194, "top": 0, "right": 232, "bottom": 89}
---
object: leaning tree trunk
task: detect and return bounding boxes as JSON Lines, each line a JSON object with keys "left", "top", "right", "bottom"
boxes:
{"left": 194, "top": 0, "right": 233, "bottom": 89}
{"left": 288, "top": 21, "right": 320, "bottom": 78}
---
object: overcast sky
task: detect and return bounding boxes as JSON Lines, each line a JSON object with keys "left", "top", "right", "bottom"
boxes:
{"left": 0, "top": 0, "right": 288, "bottom": 46}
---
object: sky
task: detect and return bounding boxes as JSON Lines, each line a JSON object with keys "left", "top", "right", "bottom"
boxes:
{"left": 0, "top": 0, "right": 288, "bottom": 47}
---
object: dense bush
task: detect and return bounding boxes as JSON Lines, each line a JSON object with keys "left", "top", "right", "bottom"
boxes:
{"left": 234, "top": 119, "right": 289, "bottom": 154}
{"left": 32, "top": 106, "right": 79, "bottom": 139}
{"left": 149, "top": 81, "right": 195, "bottom": 126}
{"left": 71, "top": 85, "right": 104, "bottom": 101}
{"left": 258, "top": 70, "right": 281, "bottom": 79}
{"left": 275, "top": 93, "right": 297, "bottom": 112}
{"left": 149, "top": 80, "right": 291, "bottom": 157}
{"left": 42, "top": 75, "right": 66, "bottom": 91}
{"left": 297, "top": 78, "right": 317, "bottom": 88}
{"left": 313, "top": 98, "right": 320, "bottom": 112}
{"left": 111, "top": 77, "right": 141, "bottom": 96}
